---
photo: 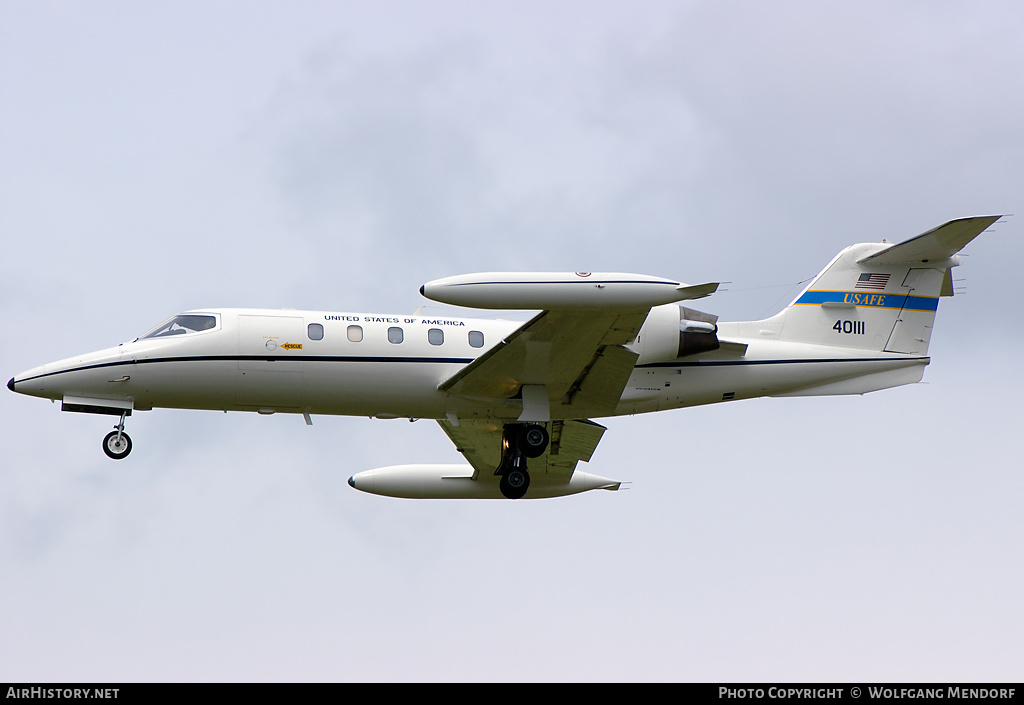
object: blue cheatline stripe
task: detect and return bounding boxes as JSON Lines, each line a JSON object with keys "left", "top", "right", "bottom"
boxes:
{"left": 794, "top": 290, "right": 939, "bottom": 312}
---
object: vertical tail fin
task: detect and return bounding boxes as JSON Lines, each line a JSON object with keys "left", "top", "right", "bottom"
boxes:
{"left": 763, "top": 216, "right": 1001, "bottom": 355}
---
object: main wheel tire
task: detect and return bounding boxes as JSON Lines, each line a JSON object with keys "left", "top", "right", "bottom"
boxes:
{"left": 103, "top": 430, "right": 132, "bottom": 460}
{"left": 499, "top": 468, "right": 530, "bottom": 500}
{"left": 520, "top": 424, "right": 549, "bottom": 458}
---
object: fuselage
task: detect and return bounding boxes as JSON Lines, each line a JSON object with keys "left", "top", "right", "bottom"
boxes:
{"left": 8, "top": 219, "right": 993, "bottom": 498}
{"left": 9, "top": 306, "right": 929, "bottom": 422}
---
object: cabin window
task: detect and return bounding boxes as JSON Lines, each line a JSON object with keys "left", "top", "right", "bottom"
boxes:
{"left": 347, "top": 325, "right": 363, "bottom": 343}
{"left": 307, "top": 323, "right": 324, "bottom": 341}
{"left": 428, "top": 328, "right": 444, "bottom": 346}
{"left": 468, "top": 330, "right": 484, "bottom": 348}
{"left": 141, "top": 314, "right": 218, "bottom": 339}
{"left": 388, "top": 327, "right": 404, "bottom": 344}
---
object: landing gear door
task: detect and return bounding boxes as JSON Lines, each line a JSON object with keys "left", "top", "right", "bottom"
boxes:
{"left": 237, "top": 314, "right": 305, "bottom": 409}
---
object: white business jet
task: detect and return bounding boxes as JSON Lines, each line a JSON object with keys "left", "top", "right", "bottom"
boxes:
{"left": 8, "top": 216, "right": 1001, "bottom": 499}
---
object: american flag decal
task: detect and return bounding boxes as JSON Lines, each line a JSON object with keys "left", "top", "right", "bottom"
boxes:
{"left": 855, "top": 272, "right": 890, "bottom": 290}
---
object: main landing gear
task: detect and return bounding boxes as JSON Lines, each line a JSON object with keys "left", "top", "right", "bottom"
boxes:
{"left": 496, "top": 423, "right": 549, "bottom": 500}
{"left": 102, "top": 412, "right": 132, "bottom": 460}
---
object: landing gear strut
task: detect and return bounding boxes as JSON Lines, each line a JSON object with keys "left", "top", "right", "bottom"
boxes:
{"left": 496, "top": 423, "right": 549, "bottom": 499}
{"left": 102, "top": 412, "right": 132, "bottom": 460}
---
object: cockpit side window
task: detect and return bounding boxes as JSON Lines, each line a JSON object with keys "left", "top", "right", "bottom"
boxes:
{"left": 141, "top": 314, "right": 218, "bottom": 339}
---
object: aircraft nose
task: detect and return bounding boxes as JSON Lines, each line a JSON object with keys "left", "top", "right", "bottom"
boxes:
{"left": 348, "top": 476, "right": 356, "bottom": 488}
{"left": 7, "top": 377, "right": 14, "bottom": 392}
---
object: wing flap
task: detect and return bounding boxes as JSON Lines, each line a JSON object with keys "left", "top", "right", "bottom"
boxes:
{"left": 548, "top": 419, "right": 606, "bottom": 466}
{"left": 438, "top": 418, "right": 607, "bottom": 480}
{"left": 438, "top": 419, "right": 503, "bottom": 477}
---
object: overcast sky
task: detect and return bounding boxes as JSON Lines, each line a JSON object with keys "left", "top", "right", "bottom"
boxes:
{"left": 2, "top": 0, "right": 1022, "bottom": 682}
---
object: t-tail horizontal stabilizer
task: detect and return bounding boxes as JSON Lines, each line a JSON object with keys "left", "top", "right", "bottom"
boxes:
{"left": 857, "top": 215, "right": 1002, "bottom": 266}
{"left": 755, "top": 215, "right": 1002, "bottom": 359}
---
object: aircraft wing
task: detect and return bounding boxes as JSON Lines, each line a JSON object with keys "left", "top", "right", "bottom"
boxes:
{"left": 438, "top": 418, "right": 607, "bottom": 481}
{"left": 426, "top": 273, "right": 718, "bottom": 420}
{"left": 438, "top": 308, "right": 648, "bottom": 420}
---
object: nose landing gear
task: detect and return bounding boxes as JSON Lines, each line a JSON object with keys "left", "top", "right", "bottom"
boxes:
{"left": 496, "top": 423, "right": 549, "bottom": 499}
{"left": 102, "top": 412, "right": 132, "bottom": 460}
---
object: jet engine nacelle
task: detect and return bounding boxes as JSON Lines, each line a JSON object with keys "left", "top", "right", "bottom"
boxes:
{"left": 632, "top": 303, "right": 721, "bottom": 365}
{"left": 348, "top": 464, "right": 621, "bottom": 499}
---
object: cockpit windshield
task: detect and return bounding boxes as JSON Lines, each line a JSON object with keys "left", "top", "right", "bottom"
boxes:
{"left": 140, "top": 314, "right": 218, "bottom": 339}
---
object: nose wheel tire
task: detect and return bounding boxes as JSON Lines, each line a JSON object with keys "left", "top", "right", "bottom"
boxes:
{"left": 103, "top": 430, "right": 132, "bottom": 460}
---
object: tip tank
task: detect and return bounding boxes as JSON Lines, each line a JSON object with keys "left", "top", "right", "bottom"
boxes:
{"left": 349, "top": 464, "right": 621, "bottom": 499}
{"left": 420, "top": 272, "right": 717, "bottom": 309}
